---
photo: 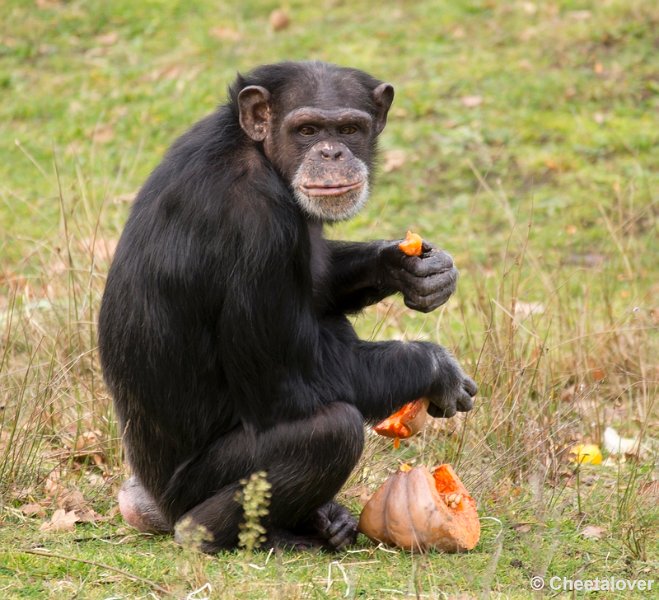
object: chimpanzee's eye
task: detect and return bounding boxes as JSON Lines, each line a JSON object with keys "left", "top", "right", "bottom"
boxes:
{"left": 339, "top": 125, "right": 358, "bottom": 135}
{"left": 298, "top": 125, "right": 317, "bottom": 136}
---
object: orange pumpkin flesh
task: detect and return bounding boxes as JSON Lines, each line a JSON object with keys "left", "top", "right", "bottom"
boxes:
{"left": 398, "top": 231, "right": 423, "bottom": 257}
{"left": 373, "top": 398, "right": 430, "bottom": 441}
{"left": 358, "top": 464, "right": 480, "bottom": 553}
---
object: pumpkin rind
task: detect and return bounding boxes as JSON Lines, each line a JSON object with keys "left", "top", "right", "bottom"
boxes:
{"left": 358, "top": 465, "right": 480, "bottom": 553}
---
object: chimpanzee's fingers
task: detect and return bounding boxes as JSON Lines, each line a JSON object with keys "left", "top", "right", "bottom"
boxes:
{"left": 421, "top": 240, "right": 437, "bottom": 253}
{"left": 399, "top": 271, "right": 457, "bottom": 312}
{"left": 328, "top": 520, "right": 357, "bottom": 550}
{"left": 401, "top": 250, "right": 455, "bottom": 277}
{"left": 456, "top": 378, "right": 477, "bottom": 411}
{"left": 427, "top": 402, "right": 457, "bottom": 418}
{"left": 463, "top": 376, "right": 478, "bottom": 397}
{"left": 404, "top": 289, "right": 453, "bottom": 313}
{"left": 400, "top": 270, "right": 457, "bottom": 297}
{"left": 456, "top": 391, "right": 474, "bottom": 412}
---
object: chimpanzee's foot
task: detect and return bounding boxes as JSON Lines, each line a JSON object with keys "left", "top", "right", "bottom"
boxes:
{"left": 118, "top": 476, "right": 171, "bottom": 533}
{"left": 266, "top": 528, "right": 327, "bottom": 551}
{"left": 308, "top": 501, "right": 358, "bottom": 550}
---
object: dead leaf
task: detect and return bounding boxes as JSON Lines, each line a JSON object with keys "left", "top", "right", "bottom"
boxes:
{"left": 520, "top": 2, "right": 537, "bottom": 15}
{"left": 569, "top": 10, "right": 592, "bottom": 21}
{"left": 40, "top": 509, "right": 79, "bottom": 532}
{"left": 580, "top": 525, "right": 605, "bottom": 539}
{"left": 44, "top": 470, "right": 64, "bottom": 498}
{"left": 57, "top": 490, "right": 95, "bottom": 521}
{"left": 95, "top": 31, "right": 119, "bottom": 46}
{"left": 209, "top": 26, "right": 242, "bottom": 42}
{"left": 382, "top": 149, "right": 407, "bottom": 173}
{"left": 36, "top": 0, "right": 61, "bottom": 8}
{"left": 461, "top": 95, "right": 483, "bottom": 108}
{"left": 269, "top": 9, "right": 290, "bottom": 32}
{"left": 91, "top": 124, "right": 115, "bottom": 145}
{"left": 154, "top": 64, "right": 184, "bottom": 82}
{"left": 19, "top": 503, "right": 47, "bottom": 518}
{"left": 74, "top": 430, "right": 102, "bottom": 451}
{"left": 638, "top": 481, "right": 659, "bottom": 500}
{"left": 514, "top": 301, "right": 545, "bottom": 319}
{"left": 544, "top": 158, "right": 561, "bottom": 171}
{"left": 513, "top": 523, "right": 532, "bottom": 534}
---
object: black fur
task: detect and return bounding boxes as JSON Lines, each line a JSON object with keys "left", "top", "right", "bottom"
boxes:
{"left": 99, "top": 61, "right": 476, "bottom": 551}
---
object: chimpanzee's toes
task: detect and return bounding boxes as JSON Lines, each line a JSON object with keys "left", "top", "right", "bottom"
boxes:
{"left": 310, "top": 501, "right": 358, "bottom": 550}
{"left": 267, "top": 528, "right": 327, "bottom": 551}
{"left": 326, "top": 515, "right": 358, "bottom": 550}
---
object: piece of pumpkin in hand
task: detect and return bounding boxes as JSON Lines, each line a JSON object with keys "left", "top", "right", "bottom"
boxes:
{"left": 398, "top": 230, "right": 423, "bottom": 257}
{"left": 373, "top": 398, "right": 430, "bottom": 448}
{"left": 358, "top": 463, "right": 480, "bottom": 553}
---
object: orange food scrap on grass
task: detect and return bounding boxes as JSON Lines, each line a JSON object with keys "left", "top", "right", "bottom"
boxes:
{"left": 358, "top": 464, "right": 480, "bottom": 553}
{"left": 398, "top": 231, "right": 423, "bottom": 257}
{"left": 374, "top": 398, "right": 429, "bottom": 448}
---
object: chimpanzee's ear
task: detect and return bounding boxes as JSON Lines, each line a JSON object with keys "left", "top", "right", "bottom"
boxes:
{"left": 238, "top": 86, "right": 272, "bottom": 142}
{"left": 372, "top": 83, "right": 395, "bottom": 135}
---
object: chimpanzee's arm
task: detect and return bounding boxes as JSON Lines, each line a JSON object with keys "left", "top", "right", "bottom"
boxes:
{"left": 326, "top": 241, "right": 394, "bottom": 312}
{"left": 326, "top": 240, "right": 459, "bottom": 314}
{"left": 219, "top": 213, "right": 474, "bottom": 426}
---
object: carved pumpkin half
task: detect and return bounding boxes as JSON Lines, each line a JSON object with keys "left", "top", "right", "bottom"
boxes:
{"left": 358, "top": 464, "right": 480, "bottom": 553}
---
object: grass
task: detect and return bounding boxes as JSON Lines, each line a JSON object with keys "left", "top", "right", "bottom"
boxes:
{"left": 1, "top": 0, "right": 657, "bottom": 597}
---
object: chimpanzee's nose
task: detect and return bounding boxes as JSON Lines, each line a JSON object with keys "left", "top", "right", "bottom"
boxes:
{"left": 320, "top": 146, "right": 343, "bottom": 160}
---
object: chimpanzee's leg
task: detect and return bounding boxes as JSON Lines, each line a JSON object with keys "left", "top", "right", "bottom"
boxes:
{"left": 170, "top": 402, "right": 364, "bottom": 553}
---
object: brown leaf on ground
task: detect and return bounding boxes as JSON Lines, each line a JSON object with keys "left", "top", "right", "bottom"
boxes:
{"left": 461, "top": 95, "right": 483, "bottom": 108}
{"left": 90, "top": 124, "right": 115, "bottom": 145}
{"left": 36, "top": 0, "right": 61, "bottom": 8}
{"left": 44, "top": 470, "right": 64, "bottom": 498}
{"left": 514, "top": 301, "right": 545, "bottom": 319}
{"left": 580, "top": 525, "right": 605, "bottom": 539}
{"left": 19, "top": 503, "right": 47, "bottom": 518}
{"left": 57, "top": 490, "right": 101, "bottom": 522}
{"left": 95, "top": 31, "right": 119, "bottom": 46}
{"left": 382, "top": 149, "right": 407, "bottom": 173}
{"left": 638, "top": 481, "right": 659, "bottom": 500}
{"left": 269, "top": 9, "right": 290, "bottom": 32}
{"left": 209, "top": 26, "right": 242, "bottom": 42}
{"left": 40, "top": 509, "right": 79, "bottom": 532}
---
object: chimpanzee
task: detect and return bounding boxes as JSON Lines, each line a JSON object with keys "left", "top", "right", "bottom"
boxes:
{"left": 98, "top": 61, "right": 477, "bottom": 552}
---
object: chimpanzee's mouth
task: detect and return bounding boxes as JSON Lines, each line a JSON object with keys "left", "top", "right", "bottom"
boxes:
{"left": 301, "top": 181, "right": 364, "bottom": 197}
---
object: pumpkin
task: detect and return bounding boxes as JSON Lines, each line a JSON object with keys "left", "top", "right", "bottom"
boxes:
{"left": 398, "top": 231, "right": 423, "bottom": 257}
{"left": 373, "top": 398, "right": 430, "bottom": 448}
{"left": 358, "top": 464, "right": 480, "bottom": 553}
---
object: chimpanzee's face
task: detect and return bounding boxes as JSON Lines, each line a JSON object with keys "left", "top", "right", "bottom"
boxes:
{"left": 238, "top": 74, "right": 393, "bottom": 222}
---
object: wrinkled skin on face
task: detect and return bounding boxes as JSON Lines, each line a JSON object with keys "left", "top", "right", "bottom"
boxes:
{"left": 238, "top": 69, "right": 393, "bottom": 221}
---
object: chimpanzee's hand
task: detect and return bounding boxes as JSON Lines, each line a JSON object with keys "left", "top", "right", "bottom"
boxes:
{"left": 378, "top": 240, "right": 458, "bottom": 313}
{"left": 424, "top": 345, "right": 477, "bottom": 418}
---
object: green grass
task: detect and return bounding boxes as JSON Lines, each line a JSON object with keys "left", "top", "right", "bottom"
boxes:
{"left": 1, "top": 0, "right": 657, "bottom": 598}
